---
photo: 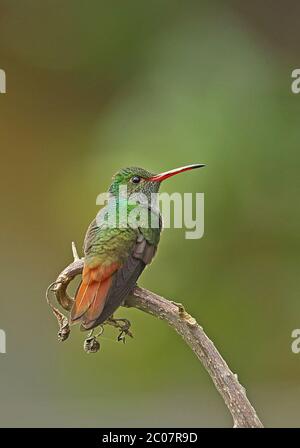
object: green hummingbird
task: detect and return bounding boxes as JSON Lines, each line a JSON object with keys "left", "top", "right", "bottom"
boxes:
{"left": 70, "top": 164, "right": 204, "bottom": 331}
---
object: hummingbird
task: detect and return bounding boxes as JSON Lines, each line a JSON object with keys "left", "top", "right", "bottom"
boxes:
{"left": 70, "top": 164, "right": 204, "bottom": 332}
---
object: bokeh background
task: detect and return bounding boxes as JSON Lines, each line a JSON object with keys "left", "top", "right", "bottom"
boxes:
{"left": 0, "top": 0, "right": 300, "bottom": 427}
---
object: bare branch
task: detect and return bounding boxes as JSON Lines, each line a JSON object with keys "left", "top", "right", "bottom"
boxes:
{"left": 46, "top": 254, "right": 263, "bottom": 428}
{"left": 71, "top": 241, "right": 80, "bottom": 261}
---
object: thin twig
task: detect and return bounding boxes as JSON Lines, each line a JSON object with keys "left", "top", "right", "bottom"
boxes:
{"left": 46, "top": 246, "right": 263, "bottom": 428}
{"left": 71, "top": 241, "right": 80, "bottom": 261}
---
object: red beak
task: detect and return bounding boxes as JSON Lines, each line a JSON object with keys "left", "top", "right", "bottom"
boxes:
{"left": 148, "top": 163, "right": 205, "bottom": 182}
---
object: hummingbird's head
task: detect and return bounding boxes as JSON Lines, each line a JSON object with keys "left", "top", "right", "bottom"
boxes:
{"left": 108, "top": 164, "right": 205, "bottom": 199}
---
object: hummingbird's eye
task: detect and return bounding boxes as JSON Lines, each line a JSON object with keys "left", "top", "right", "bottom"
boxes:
{"left": 131, "top": 175, "right": 141, "bottom": 184}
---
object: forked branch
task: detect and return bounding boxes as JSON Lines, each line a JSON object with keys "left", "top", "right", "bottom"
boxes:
{"left": 46, "top": 244, "right": 263, "bottom": 428}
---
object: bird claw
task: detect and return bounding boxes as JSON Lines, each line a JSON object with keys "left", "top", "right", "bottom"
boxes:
{"left": 83, "top": 336, "right": 100, "bottom": 353}
{"left": 117, "top": 327, "right": 133, "bottom": 344}
{"left": 82, "top": 318, "right": 133, "bottom": 350}
{"left": 106, "top": 317, "right": 133, "bottom": 343}
{"left": 83, "top": 327, "right": 103, "bottom": 353}
{"left": 117, "top": 331, "right": 127, "bottom": 343}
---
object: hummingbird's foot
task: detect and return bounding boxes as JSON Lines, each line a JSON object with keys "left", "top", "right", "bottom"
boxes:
{"left": 83, "top": 326, "right": 103, "bottom": 354}
{"left": 106, "top": 317, "right": 133, "bottom": 343}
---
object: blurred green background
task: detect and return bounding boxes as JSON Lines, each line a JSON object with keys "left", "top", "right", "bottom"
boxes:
{"left": 0, "top": 0, "right": 300, "bottom": 427}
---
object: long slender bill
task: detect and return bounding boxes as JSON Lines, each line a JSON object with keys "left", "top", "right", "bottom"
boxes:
{"left": 148, "top": 163, "right": 205, "bottom": 182}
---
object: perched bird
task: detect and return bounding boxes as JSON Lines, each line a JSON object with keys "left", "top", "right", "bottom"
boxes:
{"left": 70, "top": 164, "right": 204, "bottom": 332}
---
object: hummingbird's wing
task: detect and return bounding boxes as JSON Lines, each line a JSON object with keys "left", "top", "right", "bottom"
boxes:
{"left": 70, "top": 217, "right": 160, "bottom": 330}
{"left": 88, "top": 234, "right": 158, "bottom": 328}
